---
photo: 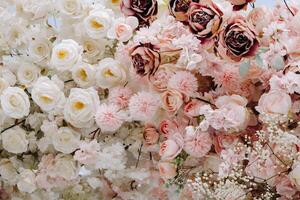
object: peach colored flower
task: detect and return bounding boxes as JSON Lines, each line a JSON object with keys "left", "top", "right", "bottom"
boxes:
{"left": 161, "top": 89, "right": 184, "bottom": 114}
{"left": 143, "top": 124, "right": 160, "bottom": 145}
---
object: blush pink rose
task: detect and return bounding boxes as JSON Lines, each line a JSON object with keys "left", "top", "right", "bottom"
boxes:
{"left": 158, "top": 162, "right": 177, "bottom": 180}
{"left": 183, "top": 99, "right": 205, "bottom": 117}
{"left": 159, "top": 119, "right": 179, "bottom": 138}
{"left": 213, "top": 132, "right": 240, "bottom": 153}
{"left": 256, "top": 90, "right": 292, "bottom": 115}
{"left": 159, "top": 133, "right": 184, "bottom": 161}
{"left": 161, "top": 89, "right": 184, "bottom": 114}
{"left": 183, "top": 127, "right": 212, "bottom": 158}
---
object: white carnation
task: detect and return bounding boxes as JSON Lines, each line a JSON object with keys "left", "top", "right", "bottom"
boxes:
{"left": 0, "top": 87, "right": 30, "bottom": 119}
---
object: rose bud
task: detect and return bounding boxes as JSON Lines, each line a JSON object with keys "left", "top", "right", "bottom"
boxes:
{"left": 143, "top": 124, "right": 160, "bottom": 145}
{"left": 187, "top": 1, "right": 223, "bottom": 44}
{"left": 130, "top": 43, "right": 160, "bottom": 77}
{"left": 227, "top": 0, "right": 255, "bottom": 11}
{"left": 169, "top": 0, "right": 199, "bottom": 22}
{"left": 215, "top": 16, "right": 259, "bottom": 62}
{"left": 120, "top": 0, "right": 158, "bottom": 26}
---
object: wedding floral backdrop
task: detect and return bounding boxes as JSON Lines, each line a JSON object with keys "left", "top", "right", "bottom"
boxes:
{"left": 0, "top": 0, "right": 299, "bottom": 199}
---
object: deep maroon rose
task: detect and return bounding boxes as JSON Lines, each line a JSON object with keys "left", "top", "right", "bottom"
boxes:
{"left": 215, "top": 16, "right": 259, "bottom": 62}
{"left": 169, "top": 0, "right": 199, "bottom": 22}
{"left": 188, "top": 1, "right": 223, "bottom": 43}
{"left": 130, "top": 43, "right": 160, "bottom": 77}
{"left": 121, "top": 0, "right": 158, "bottom": 26}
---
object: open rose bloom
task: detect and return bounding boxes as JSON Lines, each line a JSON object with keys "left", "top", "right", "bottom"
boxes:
{"left": 1, "top": 0, "right": 300, "bottom": 199}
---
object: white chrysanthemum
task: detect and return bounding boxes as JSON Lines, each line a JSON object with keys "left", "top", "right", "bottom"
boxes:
{"left": 96, "top": 58, "right": 127, "bottom": 89}
{"left": 32, "top": 76, "right": 65, "bottom": 112}
{"left": 2, "top": 127, "right": 28, "bottom": 154}
{"left": 50, "top": 39, "right": 82, "bottom": 71}
{"left": 52, "top": 127, "right": 80, "bottom": 154}
{"left": 0, "top": 87, "right": 30, "bottom": 119}
{"left": 64, "top": 87, "right": 100, "bottom": 128}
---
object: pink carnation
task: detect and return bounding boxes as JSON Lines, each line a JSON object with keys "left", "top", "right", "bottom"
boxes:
{"left": 129, "top": 91, "right": 160, "bottom": 122}
{"left": 108, "top": 86, "right": 133, "bottom": 109}
{"left": 95, "top": 104, "right": 125, "bottom": 132}
{"left": 168, "top": 71, "right": 198, "bottom": 98}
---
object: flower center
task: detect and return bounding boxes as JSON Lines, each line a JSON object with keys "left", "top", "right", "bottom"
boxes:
{"left": 73, "top": 101, "right": 85, "bottom": 110}
{"left": 90, "top": 20, "right": 104, "bottom": 29}
{"left": 40, "top": 95, "right": 53, "bottom": 104}
{"left": 77, "top": 69, "right": 88, "bottom": 81}
{"left": 9, "top": 95, "right": 19, "bottom": 107}
{"left": 57, "top": 50, "right": 69, "bottom": 59}
{"left": 103, "top": 69, "right": 115, "bottom": 77}
{"left": 192, "top": 10, "right": 213, "bottom": 27}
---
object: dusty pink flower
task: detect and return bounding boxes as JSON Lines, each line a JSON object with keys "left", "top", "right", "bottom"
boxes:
{"left": 188, "top": 1, "right": 223, "bottom": 43}
{"left": 159, "top": 133, "right": 184, "bottom": 161}
{"left": 227, "top": 0, "right": 255, "bottom": 11}
{"left": 129, "top": 91, "right": 160, "bottom": 121}
{"left": 108, "top": 86, "right": 133, "bottom": 109}
{"left": 215, "top": 15, "right": 259, "bottom": 62}
{"left": 256, "top": 90, "right": 292, "bottom": 115}
{"left": 130, "top": 43, "right": 160, "bottom": 77}
{"left": 143, "top": 124, "right": 160, "bottom": 145}
{"left": 161, "top": 89, "right": 184, "bottom": 114}
{"left": 168, "top": 71, "right": 198, "bottom": 98}
{"left": 120, "top": 0, "right": 158, "bottom": 26}
{"left": 183, "top": 127, "right": 212, "bottom": 158}
{"left": 95, "top": 104, "right": 125, "bottom": 132}
{"left": 158, "top": 162, "right": 177, "bottom": 180}
{"left": 159, "top": 119, "right": 179, "bottom": 138}
{"left": 148, "top": 64, "right": 175, "bottom": 92}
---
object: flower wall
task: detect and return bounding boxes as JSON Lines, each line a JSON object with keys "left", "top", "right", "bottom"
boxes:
{"left": 0, "top": 0, "right": 299, "bottom": 199}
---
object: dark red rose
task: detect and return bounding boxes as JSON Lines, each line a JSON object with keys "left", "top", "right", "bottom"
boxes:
{"left": 121, "top": 0, "right": 158, "bottom": 26}
{"left": 130, "top": 43, "right": 160, "bottom": 77}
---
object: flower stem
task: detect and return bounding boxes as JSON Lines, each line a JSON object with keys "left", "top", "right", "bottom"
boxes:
{"left": 283, "top": 0, "right": 295, "bottom": 16}
{"left": 1, "top": 119, "right": 26, "bottom": 133}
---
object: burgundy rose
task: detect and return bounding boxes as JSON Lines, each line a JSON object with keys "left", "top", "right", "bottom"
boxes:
{"left": 121, "top": 0, "right": 158, "bottom": 26}
{"left": 215, "top": 16, "right": 259, "bottom": 62}
{"left": 188, "top": 1, "right": 223, "bottom": 43}
{"left": 169, "top": 0, "right": 199, "bottom": 22}
{"left": 228, "top": 0, "right": 255, "bottom": 11}
{"left": 130, "top": 43, "right": 160, "bottom": 77}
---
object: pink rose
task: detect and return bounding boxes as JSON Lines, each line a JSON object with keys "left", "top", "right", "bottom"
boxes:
{"left": 183, "top": 127, "right": 212, "bottom": 158}
{"left": 169, "top": 0, "right": 196, "bottom": 22}
{"left": 215, "top": 15, "right": 259, "bottom": 62}
{"left": 213, "top": 132, "right": 240, "bottom": 153}
{"left": 121, "top": 0, "right": 158, "bottom": 26}
{"left": 188, "top": 1, "right": 223, "bottom": 43}
{"left": 130, "top": 43, "right": 160, "bottom": 77}
{"left": 159, "top": 133, "right": 184, "bottom": 161}
{"left": 159, "top": 119, "right": 179, "bottom": 138}
{"left": 158, "top": 162, "right": 177, "bottom": 180}
{"left": 143, "top": 124, "right": 160, "bottom": 145}
{"left": 184, "top": 99, "right": 204, "bottom": 117}
{"left": 256, "top": 90, "right": 292, "bottom": 115}
{"left": 161, "top": 89, "right": 184, "bottom": 114}
{"left": 227, "top": 0, "right": 255, "bottom": 11}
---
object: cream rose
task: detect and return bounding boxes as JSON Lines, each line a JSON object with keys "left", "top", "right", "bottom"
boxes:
{"left": 158, "top": 162, "right": 177, "bottom": 180}
{"left": 0, "top": 87, "right": 30, "bottom": 119}
{"left": 50, "top": 39, "right": 82, "bottom": 71}
{"left": 32, "top": 76, "right": 65, "bottom": 112}
{"left": 28, "top": 39, "right": 51, "bottom": 62}
{"left": 64, "top": 87, "right": 100, "bottom": 128}
{"left": 256, "top": 90, "right": 292, "bottom": 115}
{"left": 84, "top": 6, "right": 113, "bottom": 39}
{"left": 17, "top": 63, "right": 40, "bottom": 87}
{"left": 57, "top": 0, "right": 84, "bottom": 18}
{"left": 17, "top": 169, "right": 37, "bottom": 193}
{"left": 2, "top": 127, "right": 28, "bottom": 154}
{"left": 96, "top": 58, "right": 127, "bottom": 89}
{"left": 52, "top": 127, "right": 80, "bottom": 154}
{"left": 107, "top": 16, "right": 138, "bottom": 42}
{"left": 72, "top": 62, "right": 96, "bottom": 88}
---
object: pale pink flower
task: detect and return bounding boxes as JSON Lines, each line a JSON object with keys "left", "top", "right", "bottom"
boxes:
{"left": 95, "top": 104, "right": 125, "bottom": 132}
{"left": 158, "top": 162, "right": 177, "bottom": 180}
{"left": 183, "top": 127, "right": 212, "bottom": 158}
{"left": 129, "top": 91, "right": 160, "bottom": 122}
{"left": 74, "top": 140, "right": 100, "bottom": 166}
{"left": 275, "top": 176, "right": 297, "bottom": 199}
{"left": 168, "top": 71, "right": 198, "bottom": 97}
{"left": 159, "top": 133, "right": 184, "bottom": 161}
{"left": 108, "top": 86, "right": 133, "bottom": 109}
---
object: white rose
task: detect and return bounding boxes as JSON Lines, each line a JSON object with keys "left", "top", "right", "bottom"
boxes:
{"left": 256, "top": 90, "right": 292, "bottom": 115}
{"left": 84, "top": 6, "right": 113, "bottom": 39}
{"left": 96, "top": 58, "right": 127, "bottom": 88}
{"left": 53, "top": 155, "right": 77, "bottom": 180}
{"left": 0, "top": 77, "right": 9, "bottom": 94}
{"left": 82, "top": 37, "right": 106, "bottom": 60}
{"left": 28, "top": 39, "right": 51, "bottom": 62}
{"left": 57, "top": 0, "right": 84, "bottom": 18}
{"left": 2, "top": 127, "right": 28, "bottom": 154}
{"left": 107, "top": 16, "right": 138, "bottom": 42}
{"left": 64, "top": 87, "right": 100, "bottom": 128}
{"left": 17, "top": 63, "right": 40, "bottom": 87}
{"left": 17, "top": 169, "right": 37, "bottom": 193}
{"left": 32, "top": 76, "right": 65, "bottom": 112}
{"left": 0, "top": 159, "right": 18, "bottom": 184}
{"left": 72, "top": 62, "right": 96, "bottom": 88}
{"left": 50, "top": 39, "right": 82, "bottom": 71}
{"left": 52, "top": 127, "right": 80, "bottom": 154}
{"left": 0, "top": 87, "right": 30, "bottom": 119}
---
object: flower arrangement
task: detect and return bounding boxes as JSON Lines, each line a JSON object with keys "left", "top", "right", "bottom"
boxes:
{"left": 0, "top": 0, "right": 299, "bottom": 199}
